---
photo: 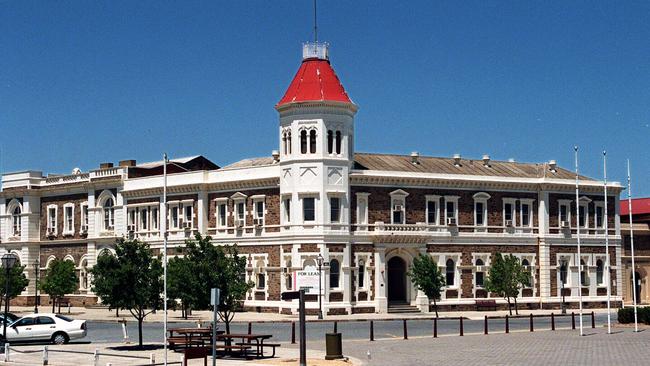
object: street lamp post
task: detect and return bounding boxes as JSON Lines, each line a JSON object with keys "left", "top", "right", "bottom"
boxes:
{"left": 2, "top": 254, "right": 17, "bottom": 341}
{"left": 560, "top": 262, "right": 567, "bottom": 315}
{"left": 33, "top": 260, "right": 39, "bottom": 314}
{"left": 317, "top": 254, "right": 324, "bottom": 320}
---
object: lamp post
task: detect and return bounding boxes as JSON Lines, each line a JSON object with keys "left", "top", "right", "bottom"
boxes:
{"left": 560, "top": 262, "right": 567, "bottom": 314}
{"left": 33, "top": 260, "right": 39, "bottom": 314}
{"left": 317, "top": 253, "right": 324, "bottom": 320}
{"left": 2, "top": 254, "right": 17, "bottom": 341}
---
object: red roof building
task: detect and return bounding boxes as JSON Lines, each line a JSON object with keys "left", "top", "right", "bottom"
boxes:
{"left": 621, "top": 197, "right": 650, "bottom": 218}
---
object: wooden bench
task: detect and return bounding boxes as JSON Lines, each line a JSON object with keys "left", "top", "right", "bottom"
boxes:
{"left": 168, "top": 336, "right": 204, "bottom": 349}
{"left": 236, "top": 342, "right": 281, "bottom": 358}
{"left": 183, "top": 347, "right": 209, "bottom": 366}
{"left": 475, "top": 299, "right": 497, "bottom": 311}
{"left": 214, "top": 344, "right": 252, "bottom": 358}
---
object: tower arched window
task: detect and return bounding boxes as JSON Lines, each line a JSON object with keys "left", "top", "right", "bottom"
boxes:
{"left": 309, "top": 130, "right": 317, "bottom": 153}
{"left": 446, "top": 259, "right": 455, "bottom": 286}
{"left": 103, "top": 198, "right": 115, "bottom": 231}
{"left": 475, "top": 258, "right": 484, "bottom": 287}
{"left": 327, "top": 130, "right": 333, "bottom": 154}
{"left": 11, "top": 206, "right": 21, "bottom": 236}
{"left": 282, "top": 132, "right": 287, "bottom": 155}
{"left": 300, "top": 130, "right": 308, "bottom": 154}
{"left": 287, "top": 131, "right": 291, "bottom": 154}
{"left": 596, "top": 259, "right": 604, "bottom": 286}
{"left": 335, "top": 131, "right": 342, "bottom": 154}
{"left": 329, "top": 259, "right": 340, "bottom": 289}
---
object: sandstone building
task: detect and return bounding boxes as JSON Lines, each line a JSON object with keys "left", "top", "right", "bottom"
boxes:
{"left": 0, "top": 43, "right": 624, "bottom": 314}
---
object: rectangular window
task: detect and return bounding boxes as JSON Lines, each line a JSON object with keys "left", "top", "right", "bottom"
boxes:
{"left": 578, "top": 206, "right": 586, "bottom": 228}
{"left": 82, "top": 205, "right": 88, "bottom": 228}
{"left": 64, "top": 206, "right": 73, "bottom": 232}
{"left": 504, "top": 203, "right": 513, "bottom": 222}
{"left": 559, "top": 204, "right": 569, "bottom": 224}
{"left": 255, "top": 201, "right": 264, "bottom": 219}
{"left": 257, "top": 273, "right": 266, "bottom": 290}
{"left": 237, "top": 202, "right": 245, "bottom": 220}
{"left": 330, "top": 197, "right": 340, "bottom": 223}
{"left": 140, "top": 209, "right": 148, "bottom": 230}
{"left": 303, "top": 197, "right": 315, "bottom": 222}
{"left": 128, "top": 209, "right": 136, "bottom": 226}
{"left": 392, "top": 199, "right": 405, "bottom": 224}
{"left": 218, "top": 203, "right": 227, "bottom": 227}
{"left": 358, "top": 264, "right": 365, "bottom": 288}
{"left": 151, "top": 207, "right": 159, "bottom": 230}
{"left": 521, "top": 203, "right": 530, "bottom": 226}
{"left": 476, "top": 271, "right": 484, "bottom": 287}
{"left": 184, "top": 205, "right": 193, "bottom": 226}
{"left": 445, "top": 200, "right": 456, "bottom": 224}
{"left": 475, "top": 202, "right": 484, "bottom": 226}
{"left": 171, "top": 206, "right": 179, "bottom": 228}
{"left": 596, "top": 205, "right": 604, "bottom": 228}
{"left": 284, "top": 199, "right": 291, "bottom": 223}
{"left": 48, "top": 207, "right": 56, "bottom": 231}
{"left": 427, "top": 200, "right": 437, "bottom": 224}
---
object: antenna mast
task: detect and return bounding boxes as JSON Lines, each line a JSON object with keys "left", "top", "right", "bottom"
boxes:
{"left": 313, "top": 0, "right": 318, "bottom": 43}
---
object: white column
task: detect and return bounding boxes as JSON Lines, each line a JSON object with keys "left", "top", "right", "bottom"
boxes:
{"left": 538, "top": 240, "right": 551, "bottom": 300}
{"left": 342, "top": 243, "right": 351, "bottom": 305}
{"left": 415, "top": 247, "right": 430, "bottom": 312}
{"left": 197, "top": 191, "right": 208, "bottom": 234}
{"left": 374, "top": 247, "right": 387, "bottom": 313}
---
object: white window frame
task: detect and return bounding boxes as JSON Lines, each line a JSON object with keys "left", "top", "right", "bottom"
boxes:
{"left": 328, "top": 193, "right": 343, "bottom": 224}
{"left": 557, "top": 255, "right": 572, "bottom": 288}
{"left": 8, "top": 200, "right": 22, "bottom": 237}
{"left": 356, "top": 193, "right": 370, "bottom": 228}
{"left": 231, "top": 192, "right": 248, "bottom": 227}
{"left": 595, "top": 256, "right": 606, "bottom": 286}
{"left": 390, "top": 189, "right": 409, "bottom": 225}
{"left": 594, "top": 201, "right": 605, "bottom": 229}
{"left": 356, "top": 255, "right": 370, "bottom": 290}
{"left": 329, "top": 257, "right": 342, "bottom": 290}
{"left": 151, "top": 206, "right": 159, "bottom": 231}
{"left": 281, "top": 195, "right": 291, "bottom": 225}
{"left": 80, "top": 202, "right": 89, "bottom": 231}
{"left": 520, "top": 255, "right": 535, "bottom": 289}
{"left": 444, "top": 196, "right": 459, "bottom": 226}
{"left": 127, "top": 208, "right": 137, "bottom": 230}
{"left": 139, "top": 207, "right": 149, "bottom": 232}
{"left": 558, "top": 200, "right": 572, "bottom": 228}
{"left": 183, "top": 203, "right": 194, "bottom": 229}
{"left": 519, "top": 199, "right": 534, "bottom": 228}
{"left": 578, "top": 197, "right": 591, "bottom": 229}
{"left": 215, "top": 198, "right": 229, "bottom": 228}
{"left": 472, "top": 253, "right": 491, "bottom": 291}
{"left": 473, "top": 192, "right": 490, "bottom": 229}
{"left": 63, "top": 203, "right": 75, "bottom": 235}
{"left": 503, "top": 198, "right": 517, "bottom": 227}
{"left": 425, "top": 195, "right": 440, "bottom": 225}
{"left": 47, "top": 205, "right": 58, "bottom": 235}
{"left": 251, "top": 195, "right": 266, "bottom": 226}
{"left": 300, "top": 195, "right": 318, "bottom": 224}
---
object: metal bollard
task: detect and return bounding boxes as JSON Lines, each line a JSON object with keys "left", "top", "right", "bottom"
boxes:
{"left": 150, "top": 353, "right": 155, "bottom": 365}
{"left": 433, "top": 318, "right": 438, "bottom": 338}
{"left": 43, "top": 345, "right": 49, "bottom": 366}
{"left": 505, "top": 315, "right": 509, "bottom": 334}
{"left": 403, "top": 319, "right": 408, "bottom": 340}
{"left": 484, "top": 316, "right": 488, "bottom": 335}
{"left": 247, "top": 322, "right": 252, "bottom": 334}
{"left": 4, "top": 342, "right": 10, "bottom": 362}
{"left": 551, "top": 313, "right": 555, "bottom": 331}
{"left": 530, "top": 314, "right": 534, "bottom": 332}
{"left": 106, "top": 363, "right": 112, "bottom": 366}
{"left": 94, "top": 348, "right": 100, "bottom": 366}
{"left": 370, "top": 320, "right": 374, "bottom": 341}
{"left": 459, "top": 317, "right": 464, "bottom": 336}
{"left": 291, "top": 321, "right": 296, "bottom": 344}
{"left": 333, "top": 321, "right": 338, "bottom": 333}
{"left": 571, "top": 312, "right": 576, "bottom": 330}
{"left": 591, "top": 311, "right": 595, "bottom": 329}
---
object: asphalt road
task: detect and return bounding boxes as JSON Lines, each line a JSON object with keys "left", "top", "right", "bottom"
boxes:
{"left": 85, "top": 312, "right": 617, "bottom": 344}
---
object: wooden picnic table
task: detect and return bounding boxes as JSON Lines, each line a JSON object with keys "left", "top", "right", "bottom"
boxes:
{"left": 215, "top": 333, "right": 274, "bottom": 358}
{"left": 168, "top": 327, "right": 223, "bottom": 349}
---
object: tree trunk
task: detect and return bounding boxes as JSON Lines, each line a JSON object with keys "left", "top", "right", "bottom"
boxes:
{"left": 506, "top": 297, "right": 512, "bottom": 315}
{"left": 514, "top": 297, "right": 519, "bottom": 315}
{"left": 52, "top": 297, "right": 56, "bottom": 313}
{"left": 433, "top": 297, "right": 439, "bottom": 318}
{"left": 138, "top": 316, "right": 144, "bottom": 347}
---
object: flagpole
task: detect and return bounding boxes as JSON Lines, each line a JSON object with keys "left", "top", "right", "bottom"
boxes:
{"left": 163, "top": 153, "right": 169, "bottom": 365}
{"left": 627, "top": 159, "right": 638, "bottom": 332}
{"left": 603, "top": 151, "right": 611, "bottom": 334}
{"left": 574, "top": 146, "right": 583, "bottom": 336}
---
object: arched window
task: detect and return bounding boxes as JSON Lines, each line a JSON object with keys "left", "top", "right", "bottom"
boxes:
{"left": 282, "top": 132, "right": 287, "bottom": 155}
{"left": 475, "top": 258, "right": 484, "bottom": 287}
{"left": 300, "top": 130, "right": 308, "bottom": 154}
{"left": 287, "top": 131, "right": 291, "bottom": 154}
{"left": 103, "top": 198, "right": 115, "bottom": 230}
{"left": 256, "top": 260, "right": 266, "bottom": 290}
{"left": 446, "top": 259, "right": 455, "bottom": 286}
{"left": 11, "top": 206, "right": 21, "bottom": 236}
{"left": 580, "top": 259, "right": 588, "bottom": 286}
{"left": 522, "top": 259, "right": 531, "bottom": 287}
{"left": 309, "top": 130, "right": 317, "bottom": 153}
{"left": 327, "top": 130, "right": 333, "bottom": 154}
{"left": 559, "top": 259, "right": 568, "bottom": 285}
{"left": 79, "top": 258, "right": 88, "bottom": 291}
{"left": 335, "top": 131, "right": 342, "bottom": 154}
{"left": 329, "top": 259, "right": 340, "bottom": 289}
{"left": 596, "top": 259, "right": 604, "bottom": 286}
{"left": 358, "top": 258, "right": 366, "bottom": 288}
{"left": 285, "top": 260, "right": 293, "bottom": 290}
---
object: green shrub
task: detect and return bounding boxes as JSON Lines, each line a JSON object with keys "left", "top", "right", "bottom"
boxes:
{"left": 618, "top": 306, "right": 650, "bottom": 324}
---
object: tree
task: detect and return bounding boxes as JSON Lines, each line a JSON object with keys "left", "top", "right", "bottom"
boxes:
{"left": 167, "top": 256, "right": 197, "bottom": 319}
{"left": 0, "top": 265, "right": 30, "bottom": 311}
{"left": 172, "top": 234, "right": 253, "bottom": 334}
{"left": 407, "top": 254, "right": 446, "bottom": 317}
{"left": 484, "top": 253, "right": 529, "bottom": 315}
{"left": 40, "top": 259, "right": 77, "bottom": 313}
{"left": 91, "top": 239, "right": 163, "bottom": 347}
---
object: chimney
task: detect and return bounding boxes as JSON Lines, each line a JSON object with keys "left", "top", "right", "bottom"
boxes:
{"left": 549, "top": 160, "right": 557, "bottom": 172}
{"left": 99, "top": 162, "right": 114, "bottom": 169}
{"left": 272, "top": 150, "right": 280, "bottom": 163}
{"left": 482, "top": 154, "right": 491, "bottom": 167}
{"left": 410, "top": 151, "right": 420, "bottom": 165}
{"left": 508, "top": 158, "right": 516, "bottom": 163}
{"left": 119, "top": 160, "right": 137, "bottom": 167}
{"left": 453, "top": 154, "right": 462, "bottom": 167}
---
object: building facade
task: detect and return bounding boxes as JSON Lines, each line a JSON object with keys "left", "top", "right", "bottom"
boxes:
{"left": 0, "top": 43, "right": 624, "bottom": 314}
{"left": 621, "top": 197, "right": 650, "bottom": 305}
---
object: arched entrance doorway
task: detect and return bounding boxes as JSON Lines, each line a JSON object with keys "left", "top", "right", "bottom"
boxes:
{"left": 632, "top": 272, "right": 642, "bottom": 304}
{"left": 387, "top": 257, "right": 407, "bottom": 304}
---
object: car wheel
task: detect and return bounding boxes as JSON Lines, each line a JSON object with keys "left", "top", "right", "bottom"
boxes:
{"left": 51, "top": 332, "right": 69, "bottom": 345}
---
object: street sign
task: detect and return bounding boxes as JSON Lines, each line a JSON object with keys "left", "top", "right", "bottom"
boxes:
{"left": 281, "top": 291, "right": 301, "bottom": 300}
{"left": 211, "top": 288, "right": 220, "bottom": 306}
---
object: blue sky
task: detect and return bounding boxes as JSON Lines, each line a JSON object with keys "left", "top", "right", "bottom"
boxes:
{"left": 1, "top": 1, "right": 649, "bottom": 195}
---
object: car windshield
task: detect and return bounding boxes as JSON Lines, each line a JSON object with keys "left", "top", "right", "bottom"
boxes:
{"left": 55, "top": 314, "right": 73, "bottom": 322}
{"left": 6, "top": 313, "right": 19, "bottom": 322}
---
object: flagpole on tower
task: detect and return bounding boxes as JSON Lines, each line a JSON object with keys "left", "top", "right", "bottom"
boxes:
{"left": 574, "top": 146, "right": 583, "bottom": 336}
{"left": 627, "top": 159, "right": 638, "bottom": 332}
{"left": 603, "top": 151, "right": 611, "bottom": 334}
{"left": 313, "top": 0, "right": 318, "bottom": 43}
{"left": 163, "top": 153, "right": 169, "bottom": 365}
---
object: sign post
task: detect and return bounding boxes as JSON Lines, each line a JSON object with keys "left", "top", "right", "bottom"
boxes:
{"left": 211, "top": 288, "right": 220, "bottom": 366}
{"left": 282, "top": 290, "right": 306, "bottom": 366}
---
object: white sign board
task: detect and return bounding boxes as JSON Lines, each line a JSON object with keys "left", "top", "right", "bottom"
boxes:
{"left": 294, "top": 271, "right": 321, "bottom": 295}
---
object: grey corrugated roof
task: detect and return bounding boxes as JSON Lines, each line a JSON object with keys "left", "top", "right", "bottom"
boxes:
{"left": 137, "top": 156, "right": 202, "bottom": 168}
{"left": 353, "top": 152, "right": 595, "bottom": 181}
{"left": 221, "top": 157, "right": 276, "bottom": 169}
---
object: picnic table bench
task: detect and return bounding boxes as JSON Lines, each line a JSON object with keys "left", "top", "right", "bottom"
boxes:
{"left": 216, "top": 334, "right": 278, "bottom": 358}
{"left": 475, "top": 299, "right": 497, "bottom": 311}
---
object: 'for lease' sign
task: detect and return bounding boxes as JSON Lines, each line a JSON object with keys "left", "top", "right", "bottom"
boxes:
{"left": 293, "top": 271, "right": 321, "bottom": 295}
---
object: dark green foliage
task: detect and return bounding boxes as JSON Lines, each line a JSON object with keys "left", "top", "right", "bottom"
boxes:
{"left": 0, "top": 265, "right": 30, "bottom": 311}
{"left": 167, "top": 256, "right": 197, "bottom": 319}
{"left": 407, "top": 254, "right": 445, "bottom": 317}
{"left": 484, "top": 253, "right": 529, "bottom": 315}
{"left": 618, "top": 307, "right": 650, "bottom": 324}
{"left": 40, "top": 259, "right": 77, "bottom": 313}
{"left": 91, "top": 239, "right": 163, "bottom": 347}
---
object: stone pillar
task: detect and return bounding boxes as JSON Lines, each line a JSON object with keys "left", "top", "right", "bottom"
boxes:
{"left": 415, "top": 247, "right": 429, "bottom": 312}
{"left": 538, "top": 240, "right": 551, "bottom": 301}
{"left": 197, "top": 190, "right": 208, "bottom": 234}
{"left": 375, "top": 247, "right": 387, "bottom": 313}
{"left": 342, "top": 243, "right": 352, "bottom": 310}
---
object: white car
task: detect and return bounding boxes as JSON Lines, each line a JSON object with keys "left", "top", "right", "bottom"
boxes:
{"left": 5, "top": 313, "right": 87, "bottom": 344}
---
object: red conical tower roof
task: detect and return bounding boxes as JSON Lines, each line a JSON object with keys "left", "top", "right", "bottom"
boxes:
{"left": 277, "top": 43, "right": 352, "bottom": 107}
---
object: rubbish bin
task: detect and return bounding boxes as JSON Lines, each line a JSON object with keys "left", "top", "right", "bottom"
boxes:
{"left": 325, "top": 332, "right": 343, "bottom": 360}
